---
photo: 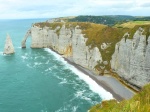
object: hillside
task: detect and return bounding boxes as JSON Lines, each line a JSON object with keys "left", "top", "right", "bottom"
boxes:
{"left": 114, "top": 21, "right": 150, "bottom": 28}
{"left": 68, "top": 15, "right": 135, "bottom": 26}
{"left": 90, "top": 84, "right": 150, "bottom": 112}
{"left": 48, "top": 15, "right": 150, "bottom": 26}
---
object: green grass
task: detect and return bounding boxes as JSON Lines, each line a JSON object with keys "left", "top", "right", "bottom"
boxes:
{"left": 34, "top": 22, "right": 63, "bottom": 29}
{"left": 34, "top": 22, "right": 63, "bottom": 36}
{"left": 90, "top": 84, "right": 150, "bottom": 112}
{"left": 128, "top": 25, "right": 150, "bottom": 39}
{"left": 114, "top": 21, "right": 150, "bottom": 28}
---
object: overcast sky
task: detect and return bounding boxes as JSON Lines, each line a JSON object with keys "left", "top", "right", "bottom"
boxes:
{"left": 0, "top": 0, "right": 150, "bottom": 19}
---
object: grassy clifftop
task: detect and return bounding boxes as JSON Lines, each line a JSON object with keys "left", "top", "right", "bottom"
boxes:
{"left": 90, "top": 84, "right": 150, "bottom": 112}
{"left": 115, "top": 21, "right": 150, "bottom": 28}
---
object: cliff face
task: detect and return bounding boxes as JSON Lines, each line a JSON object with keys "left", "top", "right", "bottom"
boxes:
{"left": 22, "top": 22, "right": 150, "bottom": 88}
{"left": 111, "top": 28, "right": 150, "bottom": 88}
{"left": 23, "top": 24, "right": 102, "bottom": 72}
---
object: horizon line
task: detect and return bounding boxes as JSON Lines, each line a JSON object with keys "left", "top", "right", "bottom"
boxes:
{"left": 0, "top": 15, "right": 150, "bottom": 20}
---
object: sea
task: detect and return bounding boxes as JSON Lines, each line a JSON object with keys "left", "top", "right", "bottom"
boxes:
{"left": 0, "top": 19, "right": 112, "bottom": 112}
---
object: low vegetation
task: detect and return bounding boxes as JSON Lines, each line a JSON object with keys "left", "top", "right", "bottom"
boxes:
{"left": 53, "top": 15, "right": 150, "bottom": 26}
{"left": 90, "top": 83, "right": 150, "bottom": 112}
{"left": 68, "top": 15, "right": 135, "bottom": 26}
{"left": 115, "top": 21, "right": 150, "bottom": 28}
{"left": 34, "top": 22, "right": 63, "bottom": 29}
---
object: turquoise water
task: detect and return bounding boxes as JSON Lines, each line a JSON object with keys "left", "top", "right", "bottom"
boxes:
{"left": 0, "top": 19, "right": 108, "bottom": 112}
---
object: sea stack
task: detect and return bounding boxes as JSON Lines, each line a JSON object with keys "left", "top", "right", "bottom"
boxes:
{"left": 3, "top": 34, "right": 15, "bottom": 54}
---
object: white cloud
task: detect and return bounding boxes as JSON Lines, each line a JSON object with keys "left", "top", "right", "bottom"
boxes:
{"left": 0, "top": 0, "right": 149, "bottom": 19}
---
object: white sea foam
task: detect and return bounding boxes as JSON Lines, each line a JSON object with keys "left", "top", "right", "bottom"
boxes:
{"left": 34, "top": 62, "right": 42, "bottom": 66}
{"left": 34, "top": 56, "right": 38, "bottom": 60}
{"left": 45, "top": 60, "right": 49, "bottom": 64}
{"left": 26, "top": 64, "right": 33, "bottom": 68}
{"left": 74, "top": 90, "right": 95, "bottom": 104}
{"left": 74, "top": 90, "right": 85, "bottom": 97}
{"left": 72, "top": 106, "right": 78, "bottom": 112}
{"left": 59, "top": 79, "right": 67, "bottom": 84}
{"left": 0, "top": 52, "right": 3, "bottom": 55}
{"left": 56, "top": 105, "right": 78, "bottom": 112}
{"left": 52, "top": 65, "right": 58, "bottom": 69}
{"left": 21, "top": 55, "right": 28, "bottom": 60}
{"left": 0, "top": 52, "right": 9, "bottom": 56}
{"left": 45, "top": 68, "right": 52, "bottom": 72}
{"left": 44, "top": 48, "right": 113, "bottom": 100}
{"left": 54, "top": 75, "right": 68, "bottom": 85}
{"left": 55, "top": 106, "right": 68, "bottom": 112}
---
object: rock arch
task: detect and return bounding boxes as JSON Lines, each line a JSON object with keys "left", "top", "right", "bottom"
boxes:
{"left": 21, "top": 29, "right": 31, "bottom": 48}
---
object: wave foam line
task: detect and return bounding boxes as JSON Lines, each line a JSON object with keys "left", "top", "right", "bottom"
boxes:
{"left": 44, "top": 48, "right": 113, "bottom": 100}
{"left": 0, "top": 52, "right": 3, "bottom": 55}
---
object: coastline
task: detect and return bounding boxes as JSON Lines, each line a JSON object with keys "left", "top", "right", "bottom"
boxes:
{"left": 48, "top": 48, "right": 135, "bottom": 101}
{"left": 64, "top": 57, "right": 135, "bottom": 101}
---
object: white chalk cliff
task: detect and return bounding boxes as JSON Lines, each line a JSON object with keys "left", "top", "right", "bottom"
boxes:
{"left": 4, "top": 34, "right": 15, "bottom": 54}
{"left": 111, "top": 27, "right": 150, "bottom": 88}
{"left": 22, "top": 24, "right": 102, "bottom": 72}
{"left": 22, "top": 23, "right": 150, "bottom": 88}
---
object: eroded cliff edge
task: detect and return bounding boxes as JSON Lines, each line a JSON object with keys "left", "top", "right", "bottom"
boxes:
{"left": 22, "top": 22, "right": 150, "bottom": 89}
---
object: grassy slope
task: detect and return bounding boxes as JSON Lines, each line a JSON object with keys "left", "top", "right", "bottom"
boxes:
{"left": 115, "top": 21, "right": 150, "bottom": 28}
{"left": 115, "top": 21, "right": 150, "bottom": 43}
{"left": 34, "top": 22, "right": 150, "bottom": 73}
{"left": 68, "top": 15, "right": 135, "bottom": 26}
{"left": 90, "top": 84, "right": 150, "bottom": 112}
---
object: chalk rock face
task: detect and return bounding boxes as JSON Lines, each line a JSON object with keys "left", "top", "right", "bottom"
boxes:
{"left": 31, "top": 26, "right": 53, "bottom": 48}
{"left": 22, "top": 24, "right": 102, "bottom": 72}
{"left": 72, "top": 27, "right": 102, "bottom": 69}
{"left": 30, "top": 25, "right": 73, "bottom": 56}
{"left": 3, "top": 34, "right": 15, "bottom": 54}
{"left": 111, "top": 28, "right": 150, "bottom": 88}
{"left": 21, "top": 29, "right": 31, "bottom": 48}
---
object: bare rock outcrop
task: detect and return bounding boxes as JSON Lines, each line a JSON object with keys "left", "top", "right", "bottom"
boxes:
{"left": 3, "top": 34, "right": 15, "bottom": 54}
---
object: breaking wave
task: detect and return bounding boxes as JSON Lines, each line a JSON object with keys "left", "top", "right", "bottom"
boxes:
{"left": 0, "top": 52, "right": 3, "bottom": 55}
{"left": 44, "top": 48, "right": 113, "bottom": 100}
